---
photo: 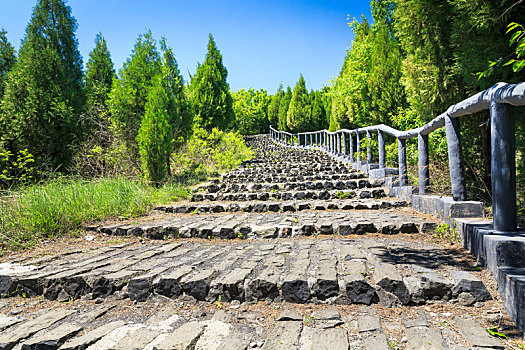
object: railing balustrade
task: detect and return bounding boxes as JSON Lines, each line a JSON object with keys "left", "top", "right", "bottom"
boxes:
{"left": 270, "top": 82, "right": 525, "bottom": 233}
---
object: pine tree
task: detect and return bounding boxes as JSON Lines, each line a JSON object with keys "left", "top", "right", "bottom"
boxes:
{"left": 287, "top": 74, "right": 311, "bottom": 133}
{"left": 108, "top": 31, "right": 161, "bottom": 165}
{"left": 277, "top": 86, "right": 292, "bottom": 131}
{"left": 137, "top": 73, "right": 172, "bottom": 184}
{"left": 85, "top": 33, "right": 115, "bottom": 111}
{"left": 267, "top": 83, "right": 283, "bottom": 128}
{"left": 1, "top": 0, "right": 84, "bottom": 170}
{"left": 0, "top": 29, "right": 16, "bottom": 100}
{"left": 189, "top": 34, "right": 234, "bottom": 131}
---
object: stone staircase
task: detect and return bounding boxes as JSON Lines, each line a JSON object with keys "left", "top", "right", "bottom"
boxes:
{"left": 0, "top": 135, "right": 517, "bottom": 349}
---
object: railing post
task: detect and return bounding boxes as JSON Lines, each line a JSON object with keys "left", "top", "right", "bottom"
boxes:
{"left": 445, "top": 115, "right": 467, "bottom": 201}
{"left": 398, "top": 138, "right": 408, "bottom": 186}
{"left": 342, "top": 132, "right": 347, "bottom": 156}
{"left": 336, "top": 133, "right": 341, "bottom": 155}
{"left": 349, "top": 133, "right": 354, "bottom": 162}
{"left": 356, "top": 132, "right": 361, "bottom": 162}
{"left": 378, "top": 130, "right": 385, "bottom": 168}
{"left": 418, "top": 133, "right": 429, "bottom": 195}
{"left": 491, "top": 101, "right": 517, "bottom": 232}
{"left": 366, "top": 131, "right": 372, "bottom": 163}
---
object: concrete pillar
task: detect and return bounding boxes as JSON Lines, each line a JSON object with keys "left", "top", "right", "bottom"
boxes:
{"left": 356, "top": 133, "right": 361, "bottom": 162}
{"left": 418, "top": 133, "right": 429, "bottom": 195}
{"left": 378, "top": 131, "right": 385, "bottom": 168}
{"left": 366, "top": 131, "right": 372, "bottom": 163}
{"left": 491, "top": 101, "right": 517, "bottom": 232}
{"left": 398, "top": 138, "right": 408, "bottom": 186}
{"left": 349, "top": 134, "right": 354, "bottom": 162}
{"left": 337, "top": 133, "right": 341, "bottom": 154}
{"left": 445, "top": 115, "right": 467, "bottom": 201}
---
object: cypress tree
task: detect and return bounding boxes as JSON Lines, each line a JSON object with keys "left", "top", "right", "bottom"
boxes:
{"left": 108, "top": 31, "right": 161, "bottom": 165}
{"left": 0, "top": 29, "right": 16, "bottom": 100}
{"left": 85, "top": 33, "right": 115, "bottom": 111}
{"left": 287, "top": 74, "right": 311, "bottom": 133}
{"left": 310, "top": 91, "right": 327, "bottom": 131}
{"left": 267, "top": 83, "right": 283, "bottom": 128}
{"left": 189, "top": 34, "right": 234, "bottom": 131}
{"left": 277, "top": 86, "right": 292, "bottom": 131}
{"left": 1, "top": 0, "right": 84, "bottom": 170}
{"left": 137, "top": 73, "right": 172, "bottom": 184}
{"left": 159, "top": 37, "right": 192, "bottom": 147}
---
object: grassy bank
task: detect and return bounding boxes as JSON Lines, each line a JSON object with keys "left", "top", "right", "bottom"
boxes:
{"left": 0, "top": 177, "right": 191, "bottom": 251}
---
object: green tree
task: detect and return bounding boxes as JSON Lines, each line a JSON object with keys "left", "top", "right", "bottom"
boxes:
{"left": 159, "top": 37, "right": 192, "bottom": 149}
{"left": 189, "top": 34, "right": 234, "bottom": 131}
{"left": 287, "top": 74, "right": 312, "bottom": 132}
{"left": 310, "top": 91, "right": 327, "bottom": 131}
{"left": 137, "top": 73, "right": 172, "bottom": 184}
{"left": 232, "top": 88, "right": 271, "bottom": 135}
{"left": 85, "top": 33, "right": 115, "bottom": 111}
{"left": 277, "top": 86, "right": 292, "bottom": 131}
{"left": 268, "top": 83, "right": 283, "bottom": 128}
{"left": 1, "top": 0, "right": 84, "bottom": 170}
{"left": 0, "top": 29, "right": 16, "bottom": 100}
{"left": 108, "top": 31, "right": 161, "bottom": 166}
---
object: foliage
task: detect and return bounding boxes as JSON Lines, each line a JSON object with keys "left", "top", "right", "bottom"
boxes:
{"left": 267, "top": 83, "right": 283, "bottom": 128}
{"left": 84, "top": 33, "right": 115, "bottom": 111}
{"left": 277, "top": 86, "right": 292, "bottom": 131}
{"left": 232, "top": 88, "right": 271, "bottom": 135}
{"left": 108, "top": 31, "right": 161, "bottom": 167}
{"left": 0, "top": 29, "right": 16, "bottom": 100}
{"left": 287, "top": 74, "right": 310, "bottom": 132}
{"left": 172, "top": 127, "right": 253, "bottom": 177}
{"left": 504, "top": 23, "right": 525, "bottom": 73}
{"left": 137, "top": 74, "right": 173, "bottom": 184}
{"left": 0, "top": 147, "right": 36, "bottom": 188}
{"left": 189, "top": 34, "right": 234, "bottom": 131}
{"left": 0, "top": 177, "right": 190, "bottom": 250}
{"left": 0, "top": 0, "right": 84, "bottom": 171}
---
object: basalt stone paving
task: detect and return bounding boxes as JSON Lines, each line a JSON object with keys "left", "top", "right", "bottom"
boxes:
{"left": 0, "top": 135, "right": 520, "bottom": 348}
{"left": 0, "top": 291, "right": 515, "bottom": 350}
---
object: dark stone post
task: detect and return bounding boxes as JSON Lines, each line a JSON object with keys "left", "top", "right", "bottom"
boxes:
{"left": 445, "top": 115, "right": 467, "bottom": 201}
{"left": 378, "top": 130, "right": 385, "bottom": 168}
{"left": 349, "top": 133, "right": 354, "bottom": 162}
{"left": 366, "top": 131, "right": 372, "bottom": 163}
{"left": 418, "top": 133, "right": 429, "bottom": 195}
{"left": 356, "top": 132, "right": 361, "bottom": 162}
{"left": 491, "top": 101, "right": 517, "bottom": 232}
{"left": 398, "top": 138, "right": 408, "bottom": 186}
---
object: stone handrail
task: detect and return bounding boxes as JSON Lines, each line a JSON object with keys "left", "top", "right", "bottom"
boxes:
{"left": 270, "top": 82, "right": 525, "bottom": 233}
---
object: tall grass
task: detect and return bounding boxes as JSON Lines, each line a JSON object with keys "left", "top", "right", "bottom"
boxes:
{"left": 0, "top": 177, "right": 191, "bottom": 250}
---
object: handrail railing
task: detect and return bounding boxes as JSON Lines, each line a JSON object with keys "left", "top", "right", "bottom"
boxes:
{"left": 270, "top": 82, "right": 525, "bottom": 233}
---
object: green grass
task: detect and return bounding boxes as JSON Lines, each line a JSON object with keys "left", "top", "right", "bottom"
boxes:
{"left": 0, "top": 177, "right": 192, "bottom": 251}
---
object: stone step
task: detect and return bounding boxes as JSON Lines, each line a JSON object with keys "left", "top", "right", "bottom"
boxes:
{"left": 0, "top": 239, "right": 492, "bottom": 308}
{"left": 94, "top": 210, "right": 435, "bottom": 241}
{"left": 154, "top": 198, "right": 408, "bottom": 214}
{"left": 190, "top": 188, "right": 387, "bottom": 202}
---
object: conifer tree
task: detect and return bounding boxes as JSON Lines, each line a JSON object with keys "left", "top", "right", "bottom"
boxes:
{"left": 159, "top": 37, "right": 192, "bottom": 147}
{"left": 189, "top": 34, "right": 234, "bottom": 131}
{"left": 287, "top": 74, "right": 311, "bottom": 133}
{"left": 0, "top": 29, "right": 16, "bottom": 100}
{"left": 137, "top": 73, "right": 172, "bottom": 184}
{"left": 108, "top": 31, "right": 161, "bottom": 165}
{"left": 310, "top": 91, "right": 327, "bottom": 131}
{"left": 85, "top": 33, "right": 115, "bottom": 111}
{"left": 1, "top": 0, "right": 84, "bottom": 170}
{"left": 267, "top": 83, "right": 283, "bottom": 128}
{"left": 277, "top": 86, "right": 292, "bottom": 131}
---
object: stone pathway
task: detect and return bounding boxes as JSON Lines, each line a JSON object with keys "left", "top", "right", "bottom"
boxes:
{"left": 0, "top": 135, "right": 521, "bottom": 349}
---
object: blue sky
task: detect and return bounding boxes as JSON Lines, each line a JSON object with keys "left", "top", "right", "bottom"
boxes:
{"left": 0, "top": 0, "right": 372, "bottom": 92}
